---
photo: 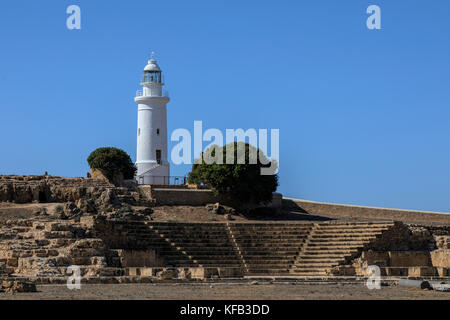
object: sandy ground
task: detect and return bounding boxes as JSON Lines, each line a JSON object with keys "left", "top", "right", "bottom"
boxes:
{"left": 1, "top": 202, "right": 449, "bottom": 225}
{"left": 0, "top": 283, "right": 449, "bottom": 300}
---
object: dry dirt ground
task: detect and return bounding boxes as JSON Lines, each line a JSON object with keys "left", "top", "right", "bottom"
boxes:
{"left": 150, "top": 203, "right": 450, "bottom": 225}
{"left": 1, "top": 202, "right": 449, "bottom": 225}
{"left": 0, "top": 283, "right": 449, "bottom": 300}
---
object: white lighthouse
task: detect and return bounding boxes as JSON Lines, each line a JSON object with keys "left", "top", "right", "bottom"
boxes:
{"left": 135, "top": 54, "right": 170, "bottom": 185}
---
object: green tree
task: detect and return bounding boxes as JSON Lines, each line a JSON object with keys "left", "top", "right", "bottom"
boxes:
{"left": 87, "top": 147, "right": 136, "bottom": 180}
{"left": 188, "top": 142, "right": 278, "bottom": 208}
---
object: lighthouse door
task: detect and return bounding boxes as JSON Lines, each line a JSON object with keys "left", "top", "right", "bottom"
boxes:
{"left": 156, "top": 150, "right": 162, "bottom": 164}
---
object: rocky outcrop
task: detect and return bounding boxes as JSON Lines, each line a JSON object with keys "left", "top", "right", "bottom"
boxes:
{"left": 330, "top": 224, "right": 450, "bottom": 277}
{"left": 0, "top": 175, "right": 113, "bottom": 204}
{"left": 365, "top": 222, "right": 437, "bottom": 251}
{"left": 0, "top": 175, "right": 151, "bottom": 222}
{"left": 90, "top": 168, "right": 124, "bottom": 187}
{"left": 0, "top": 219, "right": 107, "bottom": 277}
{"left": 1, "top": 280, "right": 37, "bottom": 293}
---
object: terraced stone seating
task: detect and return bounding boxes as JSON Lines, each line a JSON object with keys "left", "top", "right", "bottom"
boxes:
{"left": 145, "top": 223, "right": 242, "bottom": 268}
{"left": 1, "top": 218, "right": 400, "bottom": 279}
{"left": 108, "top": 221, "right": 395, "bottom": 276}
{"left": 104, "top": 221, "right": 196, "bottom": 267}
{"left": 291, "top": 222, "right": 395, "bottom": 276}
{"left": 228, "top": 223, "right": 314, "bottom": 275}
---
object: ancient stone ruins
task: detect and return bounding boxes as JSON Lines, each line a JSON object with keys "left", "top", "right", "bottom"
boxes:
{"left": 0, "top": 175, "right": 449, "bottom": 291}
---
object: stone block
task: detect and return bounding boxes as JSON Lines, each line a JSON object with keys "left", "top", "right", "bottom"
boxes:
{"left": 156, "top": 268, "right": 177, "bottom": 280}
{"left": 360, "top": 251, "right": 389, "bottom": 267}
{"left": 381, "top": 267, "right": 408, "bottom": 276}
{"left": 408, "top": 266, "right": 436, "bottom": 277}
{"left": 329, "top": 265, "right": 356, "bottom": 276}
{"left": 434, "top": 236, "right": 450, "bottom": 249}
{"left": 430, "top": 249, "right": 450, "bottom": 267}
{"left": 389, "top": 251, "right": 430, "bottom": 267}
{"left": 6, "top": 258, "right": 18, "bottom": 267}
{"left": 189, "top": 267, "right": 219, "bottom": 279}
{"left": 217, "top": 267, "right": 244, "bottom": 278}
{"left": 127, "top": 267, "right": 140, "bottom": 276}
{"left": 177, "top": 268, "right": 192, "bottom": 280}
{"left": 435, "top": 267, "right": 449, "bottom": 277}
{"left": 116, "top": 249, "right": 164, "bottom": 268}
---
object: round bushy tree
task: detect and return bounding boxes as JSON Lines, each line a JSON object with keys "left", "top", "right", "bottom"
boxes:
{"left": 87, "top": 147, "right": 136, "bottom": 180}
{"left": 188, "top": 142, "right": 278, "bottom": 208}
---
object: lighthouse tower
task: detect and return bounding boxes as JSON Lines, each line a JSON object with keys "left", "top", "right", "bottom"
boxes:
{"left": 135, "top": 54, "right": 170, "bottom": 185}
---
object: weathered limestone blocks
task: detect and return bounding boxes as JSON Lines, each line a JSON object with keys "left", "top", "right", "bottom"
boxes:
{"left": 407, "top": 266, "right": 438, "bottom": 277}
{"left": 335, "top": 250, "right": 449, "bottom": 277}
{"left": 125, "top": 266, "right": 244, "bottom": 280}
{"left": 16, "top": 257, "right": 59, "bottom": 276}
{"left": 389, "top": 251, "right": 430, "bottom": 267}
{"left": 366, "top": 223, "right": 434, "bottom": 251}
{"left": 58, "top": 239, "right": 106, "bottom": 266}
{"left": 0, "top": 217, "right": 111, "bottom": 278}
{"left": 1, "top": 280, "right": 37, "bottom": 293}
{"left": 354, "top": 250, "right": 431, "bottom": 268}
{"left": 434, "top": 236, "right": 450, "bottom": 249}
{"left": 328, "top": 223, "right": 450, "bottom": 278}
{"left": 111, "top": 249, "right": 165, "bottom": 268}
{"left": 430, "top": 249, "right": 450, "bottom": 267}
{"left": 0, "top": 175, "right": 113, "bottom": 204}
{"left": 1, "top": 214, "right": 449, "bottom": 282}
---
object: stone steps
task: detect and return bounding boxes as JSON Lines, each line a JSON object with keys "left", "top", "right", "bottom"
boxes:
{"left": 228, "top": 224, "right": 314, "bottom": 274}
{"left": 291, "top": 270, "right": 328, "bottom": 276}
{"left": 288, "top": 222, "right": 393, "bottom": 275}
{"left": 157, "top": 248, "right": 235, "bottom": 254}
{"left": 238, "top": 244, "right": 301, "bottom": 250}
{"left": 300, "top": 252, "right": 358, "bottom": 259}
{"left": 293, "top": 262, "right": 342, "bottom": 268}
{"left": 238, "top": 255, "right": 298, "bottom": 259}
{"left": 232, "top": 234, "right": 309, "bottom": 238}
{"left": 237, "top": 251, "right": 299, "bottom": 256}
{"left": 305, "top": 243, "right": 370, "bottom": 248}
{"left": 315, "top": 225, "right": 391, "bottom": 230}
{"left": 247, "top": 269, "right": 290, "bottom": 274}
{"left": 0, "top": 219, "right": 398, "bottom": 278}
{"left": 309, "top": 236, "right": 377, "bottom": 241}
{"left": 297, "top": 257, "right": 345, "bottom": 263}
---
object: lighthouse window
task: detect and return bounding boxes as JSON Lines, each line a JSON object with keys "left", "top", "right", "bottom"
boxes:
{"left": 157, "top": 128, "right": 160, "bottom": 135}
{"left": 143, "top": 71, "right": 162, "bottom": 83}
{"left": 138, "top": 128, "right": 141, "bottom": 136}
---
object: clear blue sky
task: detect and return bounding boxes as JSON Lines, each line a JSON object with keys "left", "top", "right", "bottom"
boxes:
{"left": 1, "top": 1, "right": 449, "bottom": 212}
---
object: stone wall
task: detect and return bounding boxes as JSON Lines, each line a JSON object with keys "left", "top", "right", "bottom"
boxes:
{"left": 365, "top": 222, "right": 435, "bottom": 251}
{"left": 284, "top": 198, "right": 450, "bottom": 226}
{"left": 151, "top": 188, "right": 219, "bottom": 206}
{"left": 0, "top": 175, "right": 113, "bottom": 204}
{"left": 430, "top": 250, "right": 450, "bottom": 267}
{"left": 332, "top": 224, "right": 450, "bottom": 277}
{"left": 112, "top": 249, "right": 165, "bottom": 267}
{"left": 357, "top": 251, "right": 431, "bottom": 268}
{"left": 144, "top": 186, "right": 283, "bottom": 208}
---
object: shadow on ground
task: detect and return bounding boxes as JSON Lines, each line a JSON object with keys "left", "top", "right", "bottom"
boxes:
{"left": 239, "top": 200, "right": 332, "bottom": 222}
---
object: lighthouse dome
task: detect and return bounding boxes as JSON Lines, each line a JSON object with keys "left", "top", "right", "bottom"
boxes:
{"left": 144, "top": 59, "right": 161, "bottom": 72}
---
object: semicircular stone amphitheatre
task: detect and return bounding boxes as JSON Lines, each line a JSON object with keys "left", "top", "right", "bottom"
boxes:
{"left": 0, "top": 175, "right": 449, "bottom": 283}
